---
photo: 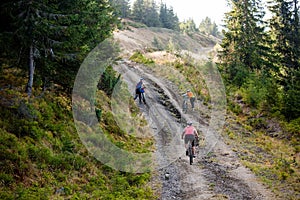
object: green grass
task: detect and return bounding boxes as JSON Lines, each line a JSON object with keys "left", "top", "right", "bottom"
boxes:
{"left": 223, "top": 105, "right": 300, "bottom": 199}
{"left": 129, "top": 51, "right": 155, "bottom": 65}
{"left": 0, "top": 67, "right": 157, "bottom": 199}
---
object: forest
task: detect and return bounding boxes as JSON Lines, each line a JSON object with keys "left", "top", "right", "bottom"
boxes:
{"left": 0, "top": 0, "right": 299, "bottom": 199}
{"left": 111, "top": 0, "right": 221, "bottom": 36}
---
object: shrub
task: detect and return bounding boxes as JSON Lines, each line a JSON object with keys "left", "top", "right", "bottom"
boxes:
{"left": 129, "top": 52, "right": 154, "bottom": 65}
{"left": 98, "top": 66, "right": 121, "bottom": 96}
{"left": 0, "top": 173, "right": 14, "bottom": 185}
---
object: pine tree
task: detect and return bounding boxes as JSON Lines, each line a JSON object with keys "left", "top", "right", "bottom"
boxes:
{"left": 219, "top": 0, "right": 272, "bottom": 86}
{"left": 269, "top": 0, "right": 300, "bottom": 80}
{"left": 0, "top": 0, "right": 117, "bottom": 96}
{"left": 180, "top": 19, "right": 197, "bottom": 35}
{"left": 268, "top": 0, "right": 300, "bottom": 119}
{"left": 143, "top": 0, "right": 161, "bottom": 27}
{"left": 132, "top": 0, "right": 145, "bottom": 23}
{"left": 159, "top": 3, "right": 168, "bottom": 28}
{"left": 199, "top": 17, "right": 219, "bottom": 36}
{"left": 159, "top": 3, "right": 179, "bottom": 30}
{"left": 110, "top": 0, "right": 131, "bottom": 18}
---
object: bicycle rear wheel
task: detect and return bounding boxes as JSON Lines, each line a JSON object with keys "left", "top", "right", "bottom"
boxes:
{"left": 189, "top": 154, "right": 193, "bottom": 165}
{"left": 182, "top": 101, "right": 188, "bottom": 113}
{"left": 188, "top": 145, "right": 193, "bottom": 165}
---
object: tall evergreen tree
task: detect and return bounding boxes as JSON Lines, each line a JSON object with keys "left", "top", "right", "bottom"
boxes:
{"left": 268, "top": 0, "right": 300, "bottom": 119}
{"left": 180, "top": 18, "right": 197, "bottom": 35}
{"left": 110, "top": 0, "right": 131, "bottom": 18}
{"left": 159, "top": 3, "right": 179, "bottom": 30}
{"left": 199, "top": 17, "right": 219, "bottom": 36}
{"left": 159, "top": 3, "right": 168, "bottom": 28}
{"left": 219, "top": 0, "right": 272, "bottom": 86}
{"left": 268, "top": 0, "right": 300, "bottom": 80}
{"left": 0, "top": 0, "right": 117, "bottom": 96}
{"left": 132, "top": 0, "right": 145, "bottom": 22}
{"left": 143, "top": 0, "right": 161, "bottom": 27}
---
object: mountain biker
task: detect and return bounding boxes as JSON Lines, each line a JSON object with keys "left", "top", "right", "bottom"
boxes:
{"left": 134, "top": 78, "right": 146, "bottom": 104}
{"left": 187, "top": 89, "right": 195, "bottom": 111}
{"left": 182, "top": 93, "right": 189, "bottom": 112}
{"left": 140, "top": 84, "right": 146, "bottom": 104}
{"left": 181, "top": 121, "right": 199, "bottom": 157}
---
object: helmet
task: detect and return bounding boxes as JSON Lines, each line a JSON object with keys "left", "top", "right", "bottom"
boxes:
{"left": 140, "top": 78, "right": 144, "bottom": 80}
{"left": 187, "top": 89, "right": 190, "bottom": 92}
{"left": 187, "top": 121, "right": 193, "bottom": 125}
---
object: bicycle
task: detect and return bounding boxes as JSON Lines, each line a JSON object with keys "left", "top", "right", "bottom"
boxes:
{"left": 182, "top": 98, "right": 188, "bottom": 113}
{"left": 185, "top": 136, "right": 199, "bottom": 165}
{"left": 187, "top": 140, "right": 194, "bottom": 165}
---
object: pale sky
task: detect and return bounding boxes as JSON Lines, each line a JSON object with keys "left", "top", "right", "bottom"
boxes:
{"left": 129, "top": 0, "right": 230, "bottom": 27}
{"left": 160, "top": 0, "right": 230, "bottom": 27}
{"left": 129, "top": 0, "right": 277, "bottom": 28}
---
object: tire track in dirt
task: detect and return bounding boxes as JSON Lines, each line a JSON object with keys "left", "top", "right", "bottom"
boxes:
{"left": 113, "top": 60, "right": 276, "bottom": 200}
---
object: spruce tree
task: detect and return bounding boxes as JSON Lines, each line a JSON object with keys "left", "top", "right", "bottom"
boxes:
{"left": 159, "top": 3, "right": 179, "bottom": 30}
{"left": 110, "top": 0, "right": 131, "bottom": 18}
{"left": 268, "top": 0, "right": 300, "bottom": 119}
{"left": 143, "top": 0, "right": 161, "bottom": 27}
{"left": 219, "top": 0, "right": 271, "bottom": 86}
{"left": 0, "top": 0, "right": 117, "bottom": 96}
{"left": 132, "top": 0, "right": 145, "bottom": 23}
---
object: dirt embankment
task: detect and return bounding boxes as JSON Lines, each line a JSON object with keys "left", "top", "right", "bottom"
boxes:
{"left": 114, "top": 19, "right": 219, "bottom": 57}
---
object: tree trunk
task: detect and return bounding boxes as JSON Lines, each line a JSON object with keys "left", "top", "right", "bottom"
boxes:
{"left": 26, "top": 44, "right": 35, "bottom": 97}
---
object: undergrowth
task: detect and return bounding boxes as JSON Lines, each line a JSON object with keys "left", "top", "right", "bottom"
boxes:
{"left": 129, "top": 51, "right": 155, "bottom": 65}
{"left": 0, "top": 66, "right": 156, "bottom": 199}
{"left": 223, "top": 97, "right": 300, "bottom": 200}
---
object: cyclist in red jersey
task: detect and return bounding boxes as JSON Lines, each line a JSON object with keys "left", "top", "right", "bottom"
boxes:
{"left": 181, "top": 121, "right": 199, "bottom": 156}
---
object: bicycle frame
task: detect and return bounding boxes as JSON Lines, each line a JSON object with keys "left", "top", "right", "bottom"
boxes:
{"left": 187, "top": 141, "right": 193, "bottom": 165}
{"left": 182, "top": 99, "right": 188, "bottom": 113}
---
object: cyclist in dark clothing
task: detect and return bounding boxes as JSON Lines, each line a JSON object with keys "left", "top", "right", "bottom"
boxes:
{"left": 134, "top": 78, "right": 146, "bottom": 104}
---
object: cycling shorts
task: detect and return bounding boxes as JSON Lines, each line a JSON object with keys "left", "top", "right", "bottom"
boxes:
{"left": 184, "top": 134, "right": 195, "bottom": 147}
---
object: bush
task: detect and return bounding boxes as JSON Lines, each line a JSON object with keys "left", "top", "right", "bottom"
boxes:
{"left": 98, "top": 66, "right": 121, "bottom": 96}
{"left": 129, "top": 52, "right": 154, "bottom": 65}
{"left": 0, "top": 173, "right": 14, "bottom": 185}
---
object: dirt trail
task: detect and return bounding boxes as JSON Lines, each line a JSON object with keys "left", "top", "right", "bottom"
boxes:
{"left": 113, "top": 24, "right": 275, "bottom": 200}
{"left": 113, "top": 58, "right": 277, "bottom": 200}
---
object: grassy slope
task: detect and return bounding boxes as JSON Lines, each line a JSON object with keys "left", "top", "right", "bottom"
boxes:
{"left": 223, "top": 101, "right": 300, "bottom": 199}
{"left": 0, "top": 67, "right": 157, "bottom": 199}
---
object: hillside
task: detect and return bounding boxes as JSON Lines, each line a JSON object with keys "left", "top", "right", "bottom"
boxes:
{"left": 111, "top": 21, "right": 299, "bottom": 199}
{"left": 1, "top": 18, "right": 299, "bottom": 200}
{"left": 114, "top": 19, "right": 220, "bottom": 57}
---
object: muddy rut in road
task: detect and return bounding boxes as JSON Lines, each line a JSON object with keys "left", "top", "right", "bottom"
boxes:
{"left": 113, "top": 60, "right": 276, "bottom": 200}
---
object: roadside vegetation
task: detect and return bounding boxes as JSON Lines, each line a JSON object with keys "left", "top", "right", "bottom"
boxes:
{"left": 217, "top": 0, "right": 300, "bottom": 198}
{"left": 129, "top": 43, "right": 299, "bottom": 199}
{"left": 0, "top": 65, "right": 157, "bottom": 199}
{"left": 0, "top": 0, "right": 156, "bottom": 198}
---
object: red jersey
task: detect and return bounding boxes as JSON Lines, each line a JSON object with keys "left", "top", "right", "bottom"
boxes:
{"left": 184, "top": 126, "right": 195, "bottom": 135}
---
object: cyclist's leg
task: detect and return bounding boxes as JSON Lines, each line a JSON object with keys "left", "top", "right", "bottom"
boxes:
{"left": 138, "top": 92, "right": 142, "bottom": 103}
{"left": 142, "top": 93, "right": 146, "bottom": 104}
{"left": 184, "top": 136, "right": 189, "bottom": 149}
{"left": 191, "top": 135, "right": 196, "bottom": 156}
{"left": 190, "top": 97, "right": 195, "bottom": 110}
{"left": 185, "top": 135, "right": 194, "bottom": 155}
{"left": 183, "top": 100, "right": 187, "bottom": 112}
{"left": 134, "top": 89, "right": 138, "bottom": 100}
{"left": 184, "top": 136, "right": 192, "bottom": 155}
